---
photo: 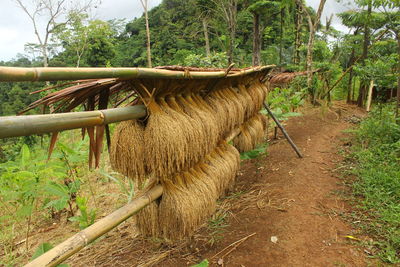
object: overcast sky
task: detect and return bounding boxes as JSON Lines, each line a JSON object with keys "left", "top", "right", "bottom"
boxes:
{"left": 0, "top": 0, "right": 356, "bottom": 62}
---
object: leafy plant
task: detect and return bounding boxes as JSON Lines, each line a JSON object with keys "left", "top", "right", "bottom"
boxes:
{"left": 208, "top": 210, "right": 229, "bottom": 245}
{"left": 100, "top": 171, "right": 135, "bottom": 202}
{"left": 43, "top": 180, "right": 81, "bottom": 214}
{"left": 68, "top": 196, "right": 96, "bottom": 229}
{"left": 240, "top": 143, "right": 268, "bottom": 160}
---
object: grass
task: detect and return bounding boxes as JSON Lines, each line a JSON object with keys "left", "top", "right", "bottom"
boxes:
{"left": 343, "top": 104, "right": 400, "bottom": 264}
{"left": 207, "top": 208, "right": 229, "bottom": 246}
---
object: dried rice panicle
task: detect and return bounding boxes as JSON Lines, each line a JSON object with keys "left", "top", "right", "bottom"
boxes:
{"left": 110, "top": 120, "right": 146, "bottom": 186}
{"left": 165, "top": 95, "right": 207, "bottom": 166}
{"left": 206, "top": 90, "right": 236, "bottom": 137}
{"left": 232, "top": 123, "right": 253, "bottom": 152}
{"left": 159, "top": 169, "right": 217, "bottom": 240}
{"left": 237, "top": 84, "right": 256, "bottom": 119}
{"left": 186, "top": 93, "right": 219, "bottom": 149}
{"left": 252, "top": 115, "right": 266, "bottom": 145}
{"left": 158, "top": 97, "right": 202, "bottom": 170}
{"left": 175, "top": 94, "right": 218, "bottom": 155}
{"left": 136, "top": 179, "right": 161, "bottom": 237}
{"left": 220, "top": 88, "right": 245, "bottom": 127}
{"left": 144, "top": 98, "right": 188, "bottom": 179}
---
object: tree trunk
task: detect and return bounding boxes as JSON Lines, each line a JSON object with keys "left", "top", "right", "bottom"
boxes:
{"left": 228, "top": 26, "right": 235, "bottom": 65}
{"left": 141, "top": 0, "right": 152, "bottom": 68}
{"left": 347, "top": 68, "right": 354, "bottom": 103}
{"left": 357, "top": 2, "right": 372, "bottom": 107}
{"left": 347, "top": 29, "right": 359, "bottom": 103}
{"left": 293, "top": 3, "right": 302, "bottom": 65}
{"left": 202, "top": 18, "right": 211, "bottom": 57}
{"left": 41, "top": 45, "right": 49, "bottom": 68}
{"left": 279, "top": 7, "right": 284, "bottom": 65}
{"left": 252, "top": 12, "right": 261, "bottom": 66}
{"left": 347, "top": 49, "right": 355, "bottom": 103}
{"left": 300, "top": 0, "right": 326, "bottom": 104}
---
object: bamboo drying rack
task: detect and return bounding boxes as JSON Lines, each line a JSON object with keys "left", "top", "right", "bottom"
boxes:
{"left": 0, "top": 65, "right": 275, "bottom": 267}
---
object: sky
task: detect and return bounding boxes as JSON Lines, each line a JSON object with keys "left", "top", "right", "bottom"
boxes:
{"left": 0, "top": 0, "right": 356, "bottom": 62}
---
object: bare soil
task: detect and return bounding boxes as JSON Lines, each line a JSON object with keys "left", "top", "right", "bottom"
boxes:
{"left": 15, "top": 102, "right": 367, "bottom": 267}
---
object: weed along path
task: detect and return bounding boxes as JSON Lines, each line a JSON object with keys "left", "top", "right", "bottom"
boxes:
{"left": 67, "top": 103, "right": 369, "bottom": 267}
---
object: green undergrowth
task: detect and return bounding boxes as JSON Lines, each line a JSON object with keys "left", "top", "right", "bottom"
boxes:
{"left": 345, "top": 105, "right": 400, "bottom": 263}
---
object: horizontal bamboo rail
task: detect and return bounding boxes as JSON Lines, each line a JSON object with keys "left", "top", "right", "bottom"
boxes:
{"left": 0, "top": 105, "right": 146, "bottom": 139}
{"left": 0, "top": 65, "right": 274, "bottom": 82}
{"left": 24, "top": 185, "right": 163, "bottom": 267}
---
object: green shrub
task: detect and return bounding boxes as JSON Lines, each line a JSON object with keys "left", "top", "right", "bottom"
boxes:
{"left": 349, "top": 104, "right": 400, "bottom": 263}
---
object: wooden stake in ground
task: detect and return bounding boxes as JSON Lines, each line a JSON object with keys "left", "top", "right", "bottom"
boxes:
{"left": 366, "top": 80, "right": 374, "bottom": 112}
{"left": 263, "top": 103, "right": 303, "bottom": 158}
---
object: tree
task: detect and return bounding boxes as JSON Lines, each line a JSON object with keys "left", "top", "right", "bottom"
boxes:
{"left": 85, "top": 20, "right": 116, "bottom": 67}
{"left": 247, "top": 1, "right": 280, "bottom": 66}
{"left": 54, "top": 12, "right": 90, "bottom": 67}
{"left": 296, "top": 0, "right": 326, "bottom": 103}
{"left": 140, "top": 0, "right": 152, "bottom": 68}
{"left": 13, "top": 0, "right": 96, "bottom": 67}
{"left": 370, "top": 0, "right": 400, "bottom": 119}
{"left": 210, "top": 0, "right": 239, "bottom": 65}
{"left": 197, "top": 0, "right": 213, "bottom": 57}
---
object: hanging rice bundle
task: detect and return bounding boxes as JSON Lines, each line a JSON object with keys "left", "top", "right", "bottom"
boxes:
{"left": 220, "top": 88, "right": 245, "bottom": 127}
{"left": 257, "top": 113, "right": 269, "bottom": 131}
{"left": 206, "top": 90, "right": 238, "bottom": 137}
{"left": 176, "top": 94, "right": 219, "bottom": 153}
{"left": 135, "top": 178, "right": 161, "bottom": 237}
{"left": 232, "top": 114, "right": 267, "bottom": 153}
{"left": 143, "top": 98, "right": 190, "bottom": 179}
{"left": 165, "top": 95, "right": 206, "bottom": 166}
{"left": 156, "top": 144, "right": 238, "bottom": 240}
{"left": 248, "top": 115, "right": 265, "bottom": 147}
{"left": 232, "top": 125, "right": 253, "bottom": 153}
{"left": 110, "top": 119, "right": 146, "bottom": 186}
{"left": 237, "top": 84, "right": 256, "bottom": 118}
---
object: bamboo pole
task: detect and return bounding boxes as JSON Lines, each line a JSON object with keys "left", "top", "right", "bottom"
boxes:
{"left": 0, "top": 105, "right": 146, "bottom": 139}
{"left": 0, "top": 65, "right": 275, "bottom": 82}
{"left": 24, "top": 185, "right": 163, "bottom": 267}
{"left": 263, "top": 103, "right": 303, "bottom": 158}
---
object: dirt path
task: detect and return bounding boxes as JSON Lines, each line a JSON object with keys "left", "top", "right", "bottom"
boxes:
{"left": 68, "top": 103, "right": 370, "bottom": 267}
{"left": 188, "top": 103, "right": 369, "bottom": 267}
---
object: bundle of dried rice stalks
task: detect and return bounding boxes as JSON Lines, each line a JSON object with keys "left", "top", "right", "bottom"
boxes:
{"left": 232, "top": 114, "right": 266, "bottom": 152}
{"left": 137, "top": 143, "right": 240, "bottom": 240}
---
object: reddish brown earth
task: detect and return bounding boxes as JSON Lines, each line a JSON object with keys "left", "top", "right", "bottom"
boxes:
{"left": 66, "top": 102, "right": 371, "bottom": 267}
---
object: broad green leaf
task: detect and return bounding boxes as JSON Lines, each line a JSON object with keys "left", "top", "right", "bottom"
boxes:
{"left": 44, "top": 198, "right": 68, "bottom": 211}
{"left": 44, "top": 182, "right": 69, "bottom": 198}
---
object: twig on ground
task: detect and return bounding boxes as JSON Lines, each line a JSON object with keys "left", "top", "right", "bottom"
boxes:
{"left": 210, "top": 232, "right": 256, "bottom": 260}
